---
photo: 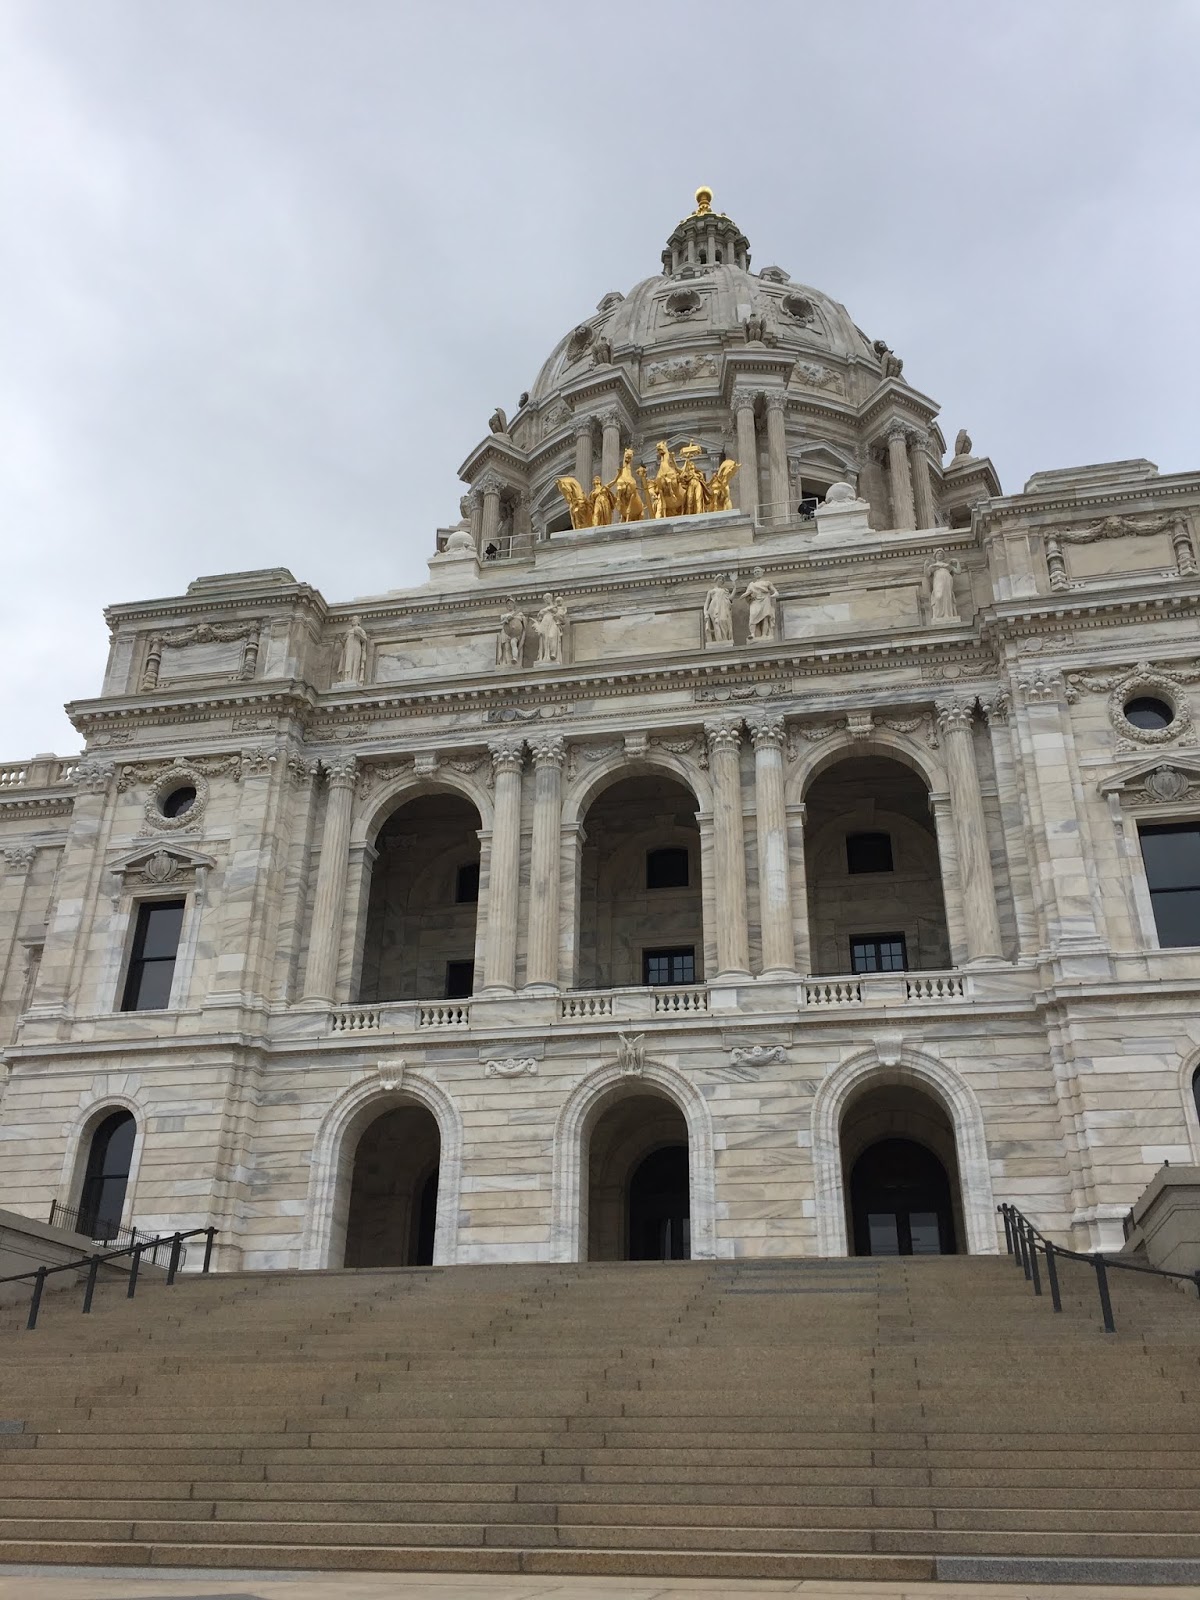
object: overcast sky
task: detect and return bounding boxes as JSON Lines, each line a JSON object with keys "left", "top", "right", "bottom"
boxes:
{"left": 1, "top": 1, "right": 1198, "bottom": 758}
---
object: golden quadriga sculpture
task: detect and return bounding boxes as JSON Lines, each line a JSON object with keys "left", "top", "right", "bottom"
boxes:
{"left": 557, "top": 442, "right": 738, "bottom": 529}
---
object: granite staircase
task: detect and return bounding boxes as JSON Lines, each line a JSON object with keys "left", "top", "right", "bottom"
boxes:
{"left": 2, "top": 1253, "right": 1199, "bottom": 1583}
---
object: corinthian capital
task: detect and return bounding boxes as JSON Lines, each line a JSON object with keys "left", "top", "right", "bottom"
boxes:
{"left": 731, "top": 387, "right": 760, "bottom": 412}
{"left": 704, "top": 718, "right": 743, "bottom": 755}
{"left": 324, "top": 754, "right": 360, "bottom": 789}
{"left": 748, "top": 714, "right": 786, "bottom": 750}
{"left": 763, "top": 391, "right": 787, "bottom": 415}
{"left": 489, "top": 739, "right": 526, "bottom": 773}
{"left": 572, "top": 415, "right": 595, "bottom": 440}
{"left": 935, "top": 697, "right": 976, "bottom": 735}
{"left": 73, "top": 760, "right": 114, "bottom": 795}
{"left": 528, "top": 734, "right": 566, "bottom": 768}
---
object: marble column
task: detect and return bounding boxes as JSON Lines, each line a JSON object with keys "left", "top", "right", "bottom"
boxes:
{"left": 886, "top": 428, "right": 916, "bottom": 531}
{"left": 733, "top": 389, "right": 759, "bottom": 518}
{"left": 525, "top": 735, "right": 565, "bottom": 990}
{"left": 764, "top": 393, "right": 790, "bottom": 524}
{"left": 301, "top": 756, "right": 358, "bottom": 1003}
{"left": 909, "top": 430, "right": 935, "bottom": 530}
{"left": 573, "top": 419, "right": 594, "bottom": 489}
{"left": 935, "top": 700, "right": 1002, "bottom": 961}
{"left": 929, "top": 791, "right": 969, "bottom": 968}
{"left": 479, "top": 474, "right": 503, "bottom": 550}
{"left": 599, "top": 411, "right": 622, "bottom": 484}
{"left": 482, "top": 739, "right": 525, "bottom": 992}
{"left": 749, "top": 715, "right": 796, "bottom": 975}
{"left": 704, "top": 719, "right": 751, "bottom": 979}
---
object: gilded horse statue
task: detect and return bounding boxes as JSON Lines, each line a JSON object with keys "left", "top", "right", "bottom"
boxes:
{"left": 646, "top": 441, "right": 684, "bottom": 518}
{"left": 555, "top": 476, "right": 592, "bottom": 530}
{"left": 612, "top": 449, "right": 646, "bottom": 522}
{"left": 705, "top": 458, "right": 740, "bottom": 512}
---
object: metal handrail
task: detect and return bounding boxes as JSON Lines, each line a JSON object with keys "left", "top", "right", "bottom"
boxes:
{"left": 0, "top": 1225, "right": 216, "bottom": 1331}
{"left": 998, "top": 1202, "right": 1200, "bottom": 1333}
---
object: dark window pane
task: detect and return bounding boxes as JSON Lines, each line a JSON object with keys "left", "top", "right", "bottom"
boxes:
{"left": 1140, "top": 825, "right": 1200, "bottom": 892}
{"left": 129, "top": 959, "right": 175, "bottom": 1011}
{"left": 161, "top": 785, "right": 196, "bottom": 818}
{"left": 138, "top": 902, "right": 185, "bottom": 959}
{"left": 868, "top": 1213, "right": 900, "bottom": 1254}
{"left": 1148, "top": 889, "right": 1200, "bottom": 948}
{"left": 445, "top": 960, "right": 473, "bottom": 998}
{"left": 79, "top": 1111, "right": 135, "bottom": 1238}
{"left": 1124, "top": 697, "right": 1174, "bottom": 731}
{"left": 646, "top": 847, "right": 689, "bottom": 889}
{"left": 455, "top": 862, "right": 480, "bottom": 904}
{"left": 1193, "top": 1067, "right": 1200, "bottom": 1123}
{"left": 851, "top": 934, "right": 907, "bottom": 974}
{"left": 643, "top": 947, "right": 695, "bottom": 985}
{"left": 846, "top": 832, "right": 893, "bottom": 874}
{"left": 909, "top": 1212, "right": 942, "bottom": 1254}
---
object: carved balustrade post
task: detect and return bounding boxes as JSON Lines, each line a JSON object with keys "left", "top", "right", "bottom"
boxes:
{"left": 886, "top": 427, "right": 917, "bottom": 531}
{"left": 599, "top": 411, "right": 622, "bottom": 484}
{"left": 764, "top": 392, "right": 790, "bottom": 524}
{"left": 525, "top": 736, "right": 565, "bottom": 991}
{"left": 572, "top": 418, "right": 594, "bottom": 490}
{"left": 482, "top": 740, "right": 525, "bottom": 992}
{"left": 732, "top": 389, "right": 759, "bottom": 518}
{"left": 749, "top": 715, "right": 796, "bottom": 975}
{"left": 704, "top": 719, "right": 751, "bottom": 980}
{"left": 301, "top": 756, "right": 358, "bottom": 1003}
{"left": 935, "top": 700, "right": 1002, "bottom": 961}
{"left": 908, "top": 429, "right": 935, "bottom": 530}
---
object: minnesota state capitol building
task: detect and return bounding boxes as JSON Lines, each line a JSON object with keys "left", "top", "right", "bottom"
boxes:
{"left": 3, "top": 189, "right": 1200, "bottom": 1272}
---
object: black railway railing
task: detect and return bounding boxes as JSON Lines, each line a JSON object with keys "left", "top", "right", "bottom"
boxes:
{"left": 0, "top": 1226, "right": 216, "bottom": 1331}
{"left": 999, "top": 1202, "right": 1200, "bottom": 1333}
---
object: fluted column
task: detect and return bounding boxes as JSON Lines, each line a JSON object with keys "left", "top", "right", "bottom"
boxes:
{"left": 764, "top": 392, "right": 789, "bottom": 524}
{"left": 733, "top": 389, "right": 759, "bottom": 518}
{"left": 482, "top": 739, "right": 525, "bottom": 992}
{"left": 302, "top": 755, "right": 358, "bottom": 1003}
{"left": 705, "top": 719, "right": 751, "bottom": 979}
{"left": 935, "top": 700, "right": 1002, "bottom": 961}
{"left": 599, "top": 410, "right": 622, "bottom": 483}
{"left": 573, "top": 418, "right": 594, "bottom": 489}
{"left": 909, "top": 429, "right": 935, "bottom": 529}
{"left": 749, "top": 715, "right": 796, "bottom": 975}
{"left": 525, "top": 735, "right": 565, "bottom": 990}
{"left": 478, "top": 473, "right": 503, "bottom": 550}
{"left": 886, "top": 428, "right": 916, "bottom": 530}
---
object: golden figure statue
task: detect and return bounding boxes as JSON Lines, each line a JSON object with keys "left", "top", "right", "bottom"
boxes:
{"left": 706, "top": 458, "right": 740, "bottom": 512}
{"left": 612, "top": 448, "right": 646, "bottom": 522}
{"left": 646, "top": 441, "right": 684, "bottom": 518}
{"left": 589, "top": 475, "right": 617, "bottom": 527}
{"left": 679, "top": 449, "right": 706, "bottom": 517}
{"left": 555, "top": 476, "right": 591, "bottom": 530}
{"left": 555, "top": 440, "right": 739, "bottom": 527}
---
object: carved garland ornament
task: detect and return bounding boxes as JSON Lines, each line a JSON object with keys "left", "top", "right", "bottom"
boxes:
{"left": 484, "top": 1058, "right": 538, "bottom": 1078}
{"left": 1066, "top": 660, "right": 1200, "bottom": 749}
{"left": 1044, "top": 514, "right": 1197, "bottom": 590}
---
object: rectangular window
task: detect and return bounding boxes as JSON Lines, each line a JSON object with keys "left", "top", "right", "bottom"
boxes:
{"left": 121, "top": 900, "right": 185, "bottom": 1012}
{"left": 850, "top": 933, "right": 907, "bottom": 974}
{"left": 643, "top": 947, "right": 696, "bottom": 985}
{"left": 444, "top": 959, "right": 474, "bottom": 999}
{"left": 846, "top": 832, "right": 894, "bottom": 874}
{"left": 646, "top": 847, "right": 690, "bottom": 890}
{"left": 455, "top": 861, "right": 480, "bottom": 904}
{"left": 1139, "top": 823, "right": 1200, "bottom": 947}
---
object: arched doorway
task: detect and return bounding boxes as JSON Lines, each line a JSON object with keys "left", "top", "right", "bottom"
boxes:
{"left": 804, "top": 755, "right": 950, "bottom": 974}
{"left": 358, "top": 792, "right": 483, "bottom": 1002}
{"left": 586, "top": 1090, "right": 690, "bottom": 1260}
{"left": 343, "top": 1103, "right": 440, "bottom": 1267}
{"left": 78, "top": 1110, "right": 136, "bottom": 1240}
{"left": 840, "top": 1082, "right": 964, "bottom": 1256}
{"left": 576, "top": 775, "right": 703, "bottom": 989}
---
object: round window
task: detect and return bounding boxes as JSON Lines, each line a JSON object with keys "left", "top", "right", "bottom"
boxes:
{"left": 160, "top": 784, "right": 197, "bottom": 819}
{"left": 1124, "top": 696, "right": 1175, "bottom": 731}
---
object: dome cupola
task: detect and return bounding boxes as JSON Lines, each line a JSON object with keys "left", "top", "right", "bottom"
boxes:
{"left": 661, "top": 187, "right": 750, "bottom": 276}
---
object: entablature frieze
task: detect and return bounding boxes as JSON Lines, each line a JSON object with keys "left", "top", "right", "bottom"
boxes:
{"left": 103, "top": 583, "right": 327, "bottom": 632}
{"left": 974, "top": 476, "right": 1200, "bottom": 534}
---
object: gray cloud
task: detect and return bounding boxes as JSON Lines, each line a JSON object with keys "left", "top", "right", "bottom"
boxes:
{"left": 1, "top": 0, "right": 1197, "bottom": 755}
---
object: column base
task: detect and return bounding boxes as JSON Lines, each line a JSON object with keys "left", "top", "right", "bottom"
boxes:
{"left": 756, "top": 967, "right": 798, "bottom": 981}
{"left": 477, "top": 983, "right": 515, "bottom": 996}
{"left": 521, "top": 981, "right": 560, "bottom": 995}
{"left": 712, "top": 968, "right": 753, "bottom": 984}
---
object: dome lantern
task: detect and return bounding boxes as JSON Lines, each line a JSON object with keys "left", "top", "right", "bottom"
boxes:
{"left": 661, "top": 187, "right": 750, "bottom": 278}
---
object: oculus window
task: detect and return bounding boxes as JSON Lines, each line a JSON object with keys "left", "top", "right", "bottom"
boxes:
{"left": 1139, "top": 823, "right": 1200, "bottom": 947}
{"left": 121, "top": 900, "right": 185, "bottom": 1012}
{"left": 646, "top": 847, "right": 689, "bottom": 890}
{"left": 850, "top": 933, "right": 908, "bottom": 973}
{"left": 846, "top": 832, "right": 894, "bottom": 875}
{"left": 643, "top": 947, "right": 695, "bottom": 985}
{"left": 1124, "top": 697, "right": 1174, "bottom": 732}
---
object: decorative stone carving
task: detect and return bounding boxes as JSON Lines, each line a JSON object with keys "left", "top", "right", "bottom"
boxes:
{"left": 355, "top": 758, "right": 412, "bottom": 797}
{"left": 846, "top": 711, "right": 874, "bottom": 740}
{"left": 730, "top": 1044, "right": 787, "bottom": 1067}
{"left": 935, "top": 697, "right": 976, "bottom": 736}
{"left": 704, "top": 718, "right": 743, "bottom": 756}
{"left": 743, "top": 568, "right": 779, "bottom": 641}
{"left": 792, "top": 360, "right": 842, "bottom": 394}
{"left": 374, "top": 1060, "right": 406, "bottom": 1092}
{"left": 107, "top": 842, "right": 216, "bottom": 902}
{"left": 144, "top": 761, "right": 210, "bottom": 832}
{"left": 703, "top": 574, "right": 735, "bottom": 645}
{"left": 952, "top": 428, "right": 973, "bottom": 460}
{"left": 73, "top": 760, "right": 114, "bottom": 795}
{"left": 240, "top": 748, "right": 277, "bottom": 779}
{"left": 532, "top": 594, "right": 568, "bottom": 665}
{"left": 873, "top": 339, "right": 903, "bottom": 379}
{"left": 731, "top": 386, "right": 759, "bottom": 412}
{"left": 335, "top": 616, "right": 368, "bottom": 688}
{"left": 413, "top": 753, "right": 439, "bottom": 777}
{"left": 488, "top": 740, "right": 525, "bottom": 775}
{"left": 663, "top": 288, "right": 702, "bottom": 319}
{"left": 980, "top": 689, "right": 1011, "bottom": 725}
{"left": 616, "top": 1033, "right": 645, "bottom": 1076}
{"left": 142, "top": 621, "right": 262, "bottom": 689}
{"left": 488, "top": 407, "right": 509, "bottom": 435}
{"left": 485, "top": 1057, "right": 538, "bottom": 1078}
{"left": 3, "top": 844, "right": 36, "bottom": 872}
{"left": 1016, "top": 668, "right": 1075, "bottom": 705}
{"left": 923, "top": 549, "right": 962, "bottom": 624}
{"left": 1067, "top": 661, "right": 1198, "bottom": 749}
{"left": 649, "top": 735, "right": 708, "bottom": 770}
{"left": 644, "top": 354, "right": 717, "bottom": 387}
{"left": 529, "top": 734, "right": 566, "bottom": 768}
{"left": 324, "top": 754, "right": 360, "bottom": 789}
{"left": 1143, "top": 766, "right": 1194, "bottom": 803}
{"left": 287, "top": 755, "right": 320, "bottom": 787}
{"left": 747, "top": 714, "right": 786, "bottom": 750}
{"left": 566, "top": 741, "right": 622, "bottom": 780}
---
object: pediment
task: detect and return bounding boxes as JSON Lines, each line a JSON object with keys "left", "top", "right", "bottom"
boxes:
{"left": 107, "top": 841, "right": 217, "bottom": 889}
{"left": 1100, "top": 756, "right": 1200, "bottom": 805}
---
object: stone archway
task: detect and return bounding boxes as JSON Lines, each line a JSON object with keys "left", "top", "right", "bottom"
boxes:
{"left": 344, "top": 1102, "right": 441, "bottom": 1267}
{"left": 811, "top": 1046, "right": 998, "bottom": 1256}
{"left": 550, "top": 1060, "right": 717, "bottom": 1262}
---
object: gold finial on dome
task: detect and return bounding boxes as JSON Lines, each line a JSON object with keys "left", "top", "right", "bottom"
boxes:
{"left": 693, "top": 185, "right": 714, "bottom": 216}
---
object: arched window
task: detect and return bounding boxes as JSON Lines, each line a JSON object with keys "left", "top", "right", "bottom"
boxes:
{"left": 78, "top": 1110, "right": 136, "bottom": 1240}
{"left": 1193, "top": 1065, "right": 1200, "bottom": 1126}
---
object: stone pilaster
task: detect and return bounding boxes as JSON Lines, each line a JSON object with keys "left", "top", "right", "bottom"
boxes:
{"left": 301, "top": 755, "right": 358, "bottom": 1004}
{"left": 599, "top": 411, "right": 622, "bottom": 484}
{"left": 525, "top": 735, "right": 565, "bottom": 991}
{"left": 482, "top": 739, "right": 525, "bottom": 992}
{"left": 886, "top": 427, "right": 916, "bottom": 530}
{"left": 206, "top": 747, "right": 285, "bottom": 1009}
{"left": 748, "top": 716, "right": 796, "bottom": 975}
{"left": 733, "top": 389, "right": 759, "bottom": 518}
{"left": 704, "top": 719, "right": 751, "bottom": 980}
{"left": 936, "top": 699, "right": 1002, "bottom": 961}
{"left": 764, "top": 392, "right": 789, "bottom": 524}
{"left": 572, "top": 418, "right": 593, "bottom": 489}
{"left": 909, "top": 429, "right": 935, "bottom": 529}
{"left": 0, "top": 847, "right": 36, "bottom": 1037}
{"left": 28, "top": 761, "right": 113, "bottom": 1020}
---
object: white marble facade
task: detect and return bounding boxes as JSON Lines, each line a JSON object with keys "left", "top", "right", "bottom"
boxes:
{"left": 2, "top": 198, "right": 1200, "bottom": 1269}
